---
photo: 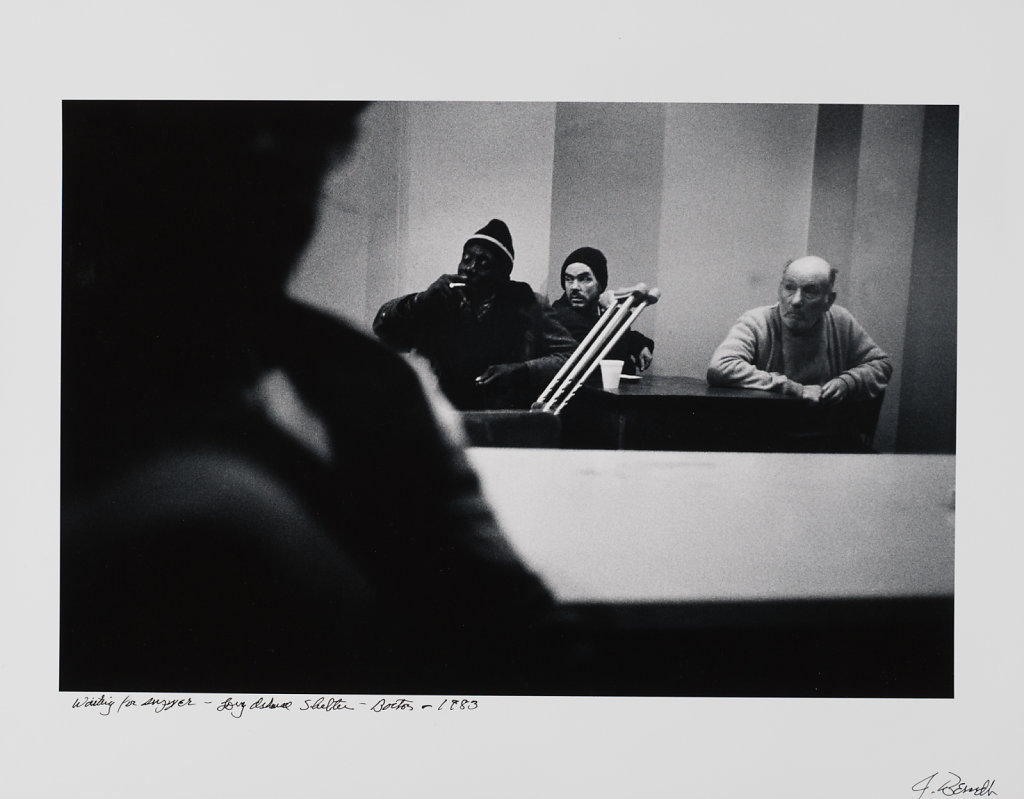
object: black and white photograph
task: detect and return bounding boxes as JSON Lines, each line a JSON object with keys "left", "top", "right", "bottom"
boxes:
{"left": 59, "top": 99, "right": 956, "bottom": 698}
{"left": 4, "top": 2, "right": 1021, "bottom": 797}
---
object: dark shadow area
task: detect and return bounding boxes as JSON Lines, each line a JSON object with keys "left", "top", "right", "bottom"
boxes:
{"left": 534, "top": 597, "right": 953, "bottom": 698}
{"left": 559, "top": 377, "right": 884, "bottom": 453}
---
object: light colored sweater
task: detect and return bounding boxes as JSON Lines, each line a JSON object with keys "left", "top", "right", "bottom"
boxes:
{"left": 706, "top": 304, "right": 892, "bottom": 399}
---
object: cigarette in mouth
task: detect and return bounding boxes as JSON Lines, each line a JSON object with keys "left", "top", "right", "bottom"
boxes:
{"left": 449, "top": 280, "right": 467, "bottom": 289}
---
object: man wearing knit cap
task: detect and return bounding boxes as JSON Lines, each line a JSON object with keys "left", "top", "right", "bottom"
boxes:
{"left": 552, "top": 246, "right": 655, "bottom": 375}
{"left": 707, "top": 256, "right": 891, "bottom": 403}
{"left": 373, "top": 219, "right": 577, "bottom": 410}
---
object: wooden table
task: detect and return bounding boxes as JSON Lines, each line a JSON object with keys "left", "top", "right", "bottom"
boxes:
{"left": 466, "top": 447, "right": 954, "bottom": 696}
{"left": 566, "top": 374, "right": 881, "bottom": 451}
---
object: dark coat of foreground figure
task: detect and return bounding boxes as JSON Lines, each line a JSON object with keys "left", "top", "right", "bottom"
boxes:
{"left": 60, "top": 102, "right": 556, "bottom": 694}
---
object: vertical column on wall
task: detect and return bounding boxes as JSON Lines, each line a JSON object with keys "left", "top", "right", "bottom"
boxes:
{"left": 401, "top": 102, "right": 557, "bottom": 294}
{"left": 366, "top": 102, "right": 409, "bottom": 329}
{"left": 895, "top": 106, "right": 958, "bottom": 454}
{"left": 546, "top": 102, "right": 665, "bottom": 341}
{"left": 844, "top": 106, "right": 925, "bottom": 453}
{"left": 807, "top": 105, "right": 864, "bottom": 271}
{"left": 657, "top": 104, "right": 818, "bottom": 379}
{"left": 287, "top": 101, "right": 407, "bottom": 333}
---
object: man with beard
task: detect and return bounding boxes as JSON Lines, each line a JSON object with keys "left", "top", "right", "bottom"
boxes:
{"left": 551, "top": 246, "right": 654, "bottom": 375}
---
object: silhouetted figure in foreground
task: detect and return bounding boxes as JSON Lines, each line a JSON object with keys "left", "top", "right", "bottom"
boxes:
{"left": 61, "top": 102, "right": 554, "bottom": 693}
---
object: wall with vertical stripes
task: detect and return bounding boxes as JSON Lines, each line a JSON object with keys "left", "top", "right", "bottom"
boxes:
{"left": 290, "top": 102, "right": 957, "bottom": 453}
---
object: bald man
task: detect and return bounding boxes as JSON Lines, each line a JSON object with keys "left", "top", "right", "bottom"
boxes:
{"left": 706, "top": 256, "right": 891, "bottom": 404}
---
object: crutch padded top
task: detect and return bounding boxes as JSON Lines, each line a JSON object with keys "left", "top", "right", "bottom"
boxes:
{"left": 534, "top": 284, "right": 660, "bottom": 415}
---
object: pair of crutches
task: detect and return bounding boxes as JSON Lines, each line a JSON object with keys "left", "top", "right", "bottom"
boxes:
{"left": 533, "top": 284, "right": 660, "bottom": 415}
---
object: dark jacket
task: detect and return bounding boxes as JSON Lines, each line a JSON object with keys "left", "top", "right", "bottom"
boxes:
{"left": 374, "top": 280, "right": 577, "bottom": 410}
{"left": 62, "top": 297, "right": 555, "bottom": 692}
{"left": 551, "top": 296, "right": 655, "bottom": 376}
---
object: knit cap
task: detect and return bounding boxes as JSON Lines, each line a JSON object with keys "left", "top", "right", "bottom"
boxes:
{"left": 466, "top": 219, "right": 514, "bottom": 270}
{"left": 561, "top": 246, "right": 608, "bottom": 291}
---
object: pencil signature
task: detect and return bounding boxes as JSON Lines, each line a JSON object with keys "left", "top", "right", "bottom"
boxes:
{"left": 912, "top": 772, "right": 997, "bottom": 797}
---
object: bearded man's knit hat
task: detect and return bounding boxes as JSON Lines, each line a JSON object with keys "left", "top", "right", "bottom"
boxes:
{"left": 561, "top": 246, "right": 608, "bottom": 291}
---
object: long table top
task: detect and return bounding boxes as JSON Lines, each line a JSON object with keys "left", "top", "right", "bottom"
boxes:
{"left": 466, "top": 448, "right": 955, "bottom": 603}
{"left": 582, "top": 374, "right": 796, "bottom": 404}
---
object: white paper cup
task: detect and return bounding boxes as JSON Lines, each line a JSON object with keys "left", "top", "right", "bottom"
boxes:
{"left": 599, "top": 359, "right": 624, "bottom": 389}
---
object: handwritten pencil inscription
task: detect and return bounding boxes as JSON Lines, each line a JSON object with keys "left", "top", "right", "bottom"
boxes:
{"left": 70, "top": 694, "right": 480, "bottom": 718}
